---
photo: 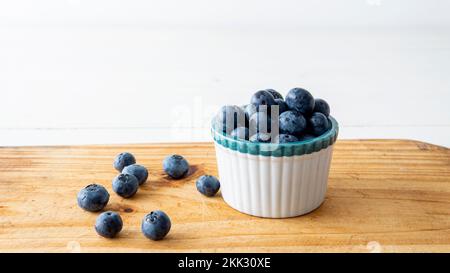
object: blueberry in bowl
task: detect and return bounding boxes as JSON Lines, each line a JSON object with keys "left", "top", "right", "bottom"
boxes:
{"left": 230, "top": 127, "right": 250, "bottom": 141}
{"left": 266, "top": 89, "right": 283, "bottom": 100}
{"left": 274, "top": 98, "right": 288, "bottom": 114}
{"left": 308, "top": 112, "right": 330, "bottom": 136}
{"left": 249, "top": 111, "right": 272, "bottom": 134}
{"left": 273, "top": 134, "right": 299, "bottom": 143}
{"left": 279, "top": 110, "right": 306, "bottom": 135}
{"left": 297, "top": 133, "right": 316, "bottom": 141}
{"left": 250, "top": 90, "right": 277, "bottom": 112}
{"left": 313, "top": 98, "right": 330, "bottom": 117}
{"left": 214, "top": 105, "right": 246, "bottom": 134}
{"left": 285, "top": 87, "right": 315, "bottom": 115}
{"left": 244, "top": 104, "right": 257, "bottom": 122}
{"left": 249, "top": 132, "right": 272, "bottom": 143}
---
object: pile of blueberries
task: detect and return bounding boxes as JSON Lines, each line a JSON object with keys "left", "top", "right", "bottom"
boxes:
{"left": 77, "top": 152, "right": 221, "bottom": 240}
{"left": 215, "top": 88, "right": 332, "bottom": 143}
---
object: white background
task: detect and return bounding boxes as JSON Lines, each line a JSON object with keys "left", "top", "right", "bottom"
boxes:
{"left": 1, "top": 0, "right": 449, "bottom": 147}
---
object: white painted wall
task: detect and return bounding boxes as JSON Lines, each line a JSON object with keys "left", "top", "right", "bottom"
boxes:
{"left": 1, "top": 1, "right": 449, "bottom": 146}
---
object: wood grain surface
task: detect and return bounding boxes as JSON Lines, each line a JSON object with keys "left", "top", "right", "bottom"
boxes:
{"left": 0, "top": 139, "right": 449, "bottom": 253}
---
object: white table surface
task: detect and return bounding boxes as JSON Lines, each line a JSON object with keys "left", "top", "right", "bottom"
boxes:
{"left": 1, "top": 1, "right": 449, "bottom": 147}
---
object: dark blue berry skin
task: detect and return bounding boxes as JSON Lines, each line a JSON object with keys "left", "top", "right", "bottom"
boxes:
{"left": 298, "top": 133, "right": 316, "bottom": 141}
{"left": 141, "top": 210, "right": 171, "bottom": 241}
{"left": 112, "top": 173, "right": 139, "bottom": 198}
{"left": 274, "top": 134, "right": 299, "bottom": 143}
{"left": 244, "top": 104, "right": 257, "bottom": 122}
{"left": 266, "top": 89, "right": 283, "bottom": 100}
{"left": 274, "top": 98, "right": 288, "bottom": 115}
{"left": 163, "top": 154, "right": 189, "bottom": 179}
{"left": 326, "top": 117, "right": 332, "bottom": 130}
{"left": 249, "top": 112, "right": 272, "bottom": 134}
{"left": 113, "top": 152, "right": 136, "bottom": 172}
{"left": 196, "top": 175, "right": 220, "bottom": 197}
{"left": 308, "top": 112, "right": 330, "bottom": 136}
{"left": 313, "top": 98, "right": 330, "bottom": 117}
{"left": 230, "top": 127, "right": 249, "bottom": 140}
{"left": 285, "top": 88, "right": 315, "bottom": 115}
{"left": 250, "top": 90, "right": 277, "bottom": 112}
{"left": 95, "top": 211, "right": 123, "bottom": 238}
{"left": 214, "top": 105, "right": 246, "bottom": 134}
{"left": 122, "top": 164, "right": 148, "bottom": 185}
{"left": 77, "top": 184, "right": 110, "bottom": 212}
{"left": 249, "top": 133, "right": 271, "bottom": 143}
{"left": 279, "top": 111, "right": 307, "bottom": 135}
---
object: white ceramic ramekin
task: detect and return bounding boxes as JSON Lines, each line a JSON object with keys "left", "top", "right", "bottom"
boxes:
{"left": 211, "top": 117, "right": 338, "bottom": 218}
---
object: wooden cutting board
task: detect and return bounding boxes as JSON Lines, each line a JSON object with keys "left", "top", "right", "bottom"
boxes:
{"left": 0, "top": 139, "right": 449, "bottom": 253}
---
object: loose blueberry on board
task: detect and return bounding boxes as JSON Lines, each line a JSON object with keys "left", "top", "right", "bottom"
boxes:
{"left": 249, "top": 132, "right": 272, "bottom": 143}
{"left": 249, "top": 112, "right": 272, "bottom": 134}
{"left": 95, "top": 211, "right": 123, "bottom": 238}
{"left": 113, "top": 152, "right": 136, "bottom": 172}
{"left": 230, "top": 127, "right": 250, "bottom": 140}
{"left": 274, "top": 98, "right": 288, "bottom": 115}
{"left": 308, "top": 112, "right": 330, "bottom": 136}
{"left": 285, "top": 87, "right": 315, "bottom": 115}
{"left": 77, "top": 184, "right": 110, "bottom": 212}
{"left": 196, "top": 175, "right": 221, "bottom": 197}
{"left": 141, "top": 210, "right": 171, "bottom": 241}
{"left": 274, "top": 134, "right": 299, "bottom": 143}
{"left": 266, "top": 89, "right": 283, "bottom": 100}
{"left": 214, "top": 105, "right": 246, "bottom": 134}
{"left": 163, "top": 154, "right": 190, "bottom": 179}
{"left": 112, "top": 173, "right": 139, "bottom": 198}
{"left": 313, "top": 98, "right": 330, "bottom": 117}
{"left": 122, "top": 164, "right": 148, "bottom": 185}
{"left": 279, "top": 111, "right": 307, "bottom": 135}
{"left": 250, "top": 90, "right": 277, "bottom": 112}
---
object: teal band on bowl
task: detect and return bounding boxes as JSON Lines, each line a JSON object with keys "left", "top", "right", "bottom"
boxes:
{"left": 211, "top": 116, "right": 339, "bottom": 157}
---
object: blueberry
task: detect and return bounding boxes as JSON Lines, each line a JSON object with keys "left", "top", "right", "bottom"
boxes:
{"left": 141, "top": 210, "right": 171, "bottom": 241}
{"left": 122, "top": 164, "right": 148, "bottom": 185}
{"left": 249, "top": 112, "right": 272, "bottom": 134}
{"left": 214, "top": 105, "right": 246, "bottom": 134}
{"left": 279, "top": 110, "right": 307, "bottom": 135}
{"left": 308, "top": 112, "right": 330, "bottom": 136}
{"left": 163, "top": 154, "right": 190, "bottom": 179}
{"left": 196, "top": 175, "right": 220, "bottom": 197}
{"left": 113, "top": 152, "right": 136, "bottom": 172}
{"left": 274, "top": 98, "right": 288, "bottom": 115}
{"left": 313, "top": 98, "right": 330, "bottom": 117}
{"left": 274, "top": 134, "right": 299, "bottom": 143}
{"left": 249, "top": 132, "right": 271, "bottom": 143}
{"left": 230, "top": 127, "right": 249, "bottom": 140}
{"left": 112, "top": 173, "right": 139, "bottom": 198}
{"left": 77, "top": 184, "right": 110, "bottom": 212}
{"left": 298, "top": 133, "right": 316, "bottom": 141}
{"left": 266, "top": 89, "right": 283, "bottom": 100}
{"left": 95, "top": 211, "right": 123, "bottom": 238}
{"left": 244, "top": 104, "right": 257, "bottom": 122}
{"left": 285, "top": 88, "right": 315, "bottom": 115}
{"left": 250, "top": 90, "right": 277, "bottom": 112}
